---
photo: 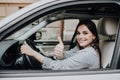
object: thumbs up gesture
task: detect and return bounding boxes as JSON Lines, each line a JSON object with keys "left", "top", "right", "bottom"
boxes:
{"left": 54, "top": 36, "right": 64, "bottom": 59}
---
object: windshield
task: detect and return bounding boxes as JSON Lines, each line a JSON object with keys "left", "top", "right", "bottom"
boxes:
{"left": 6, "top": 20, "right": 47, "bottom": 40}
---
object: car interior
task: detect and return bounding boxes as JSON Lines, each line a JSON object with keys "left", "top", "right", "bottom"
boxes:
{"left": 97, "top": 17, "right": 118, "bottom": 68}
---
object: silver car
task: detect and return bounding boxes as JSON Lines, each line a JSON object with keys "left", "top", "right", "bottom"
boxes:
{"left": 0, "top": 0, "right": 120, "bottom": 80}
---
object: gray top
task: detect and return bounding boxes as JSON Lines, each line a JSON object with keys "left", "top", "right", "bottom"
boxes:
{"left": 42, "top": 46, "right": 100, "bottom": 70}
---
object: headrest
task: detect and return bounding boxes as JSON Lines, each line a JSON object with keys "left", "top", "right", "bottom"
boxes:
{"left": 97, "top": 17, "right": 118, "bottom": 36}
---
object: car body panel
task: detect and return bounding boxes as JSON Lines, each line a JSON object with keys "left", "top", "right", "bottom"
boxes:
{"left": 1, "top": 73, "right": 120, "bottom": 80}
{"left": 1, "top": 69, "right": 120, "bottom": 80}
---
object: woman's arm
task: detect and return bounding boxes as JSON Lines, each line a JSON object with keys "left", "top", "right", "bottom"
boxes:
{"left": 42, "top": 47, "right": 99, "bottom": 70}
{"left": 21, "top": 42, "right": 99, "bottom": 70}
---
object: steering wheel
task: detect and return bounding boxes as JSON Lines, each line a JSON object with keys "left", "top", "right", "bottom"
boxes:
{"left": 14, "top": 39, "right": 43, "bottom": 70}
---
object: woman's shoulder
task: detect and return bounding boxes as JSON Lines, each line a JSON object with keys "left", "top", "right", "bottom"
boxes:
{"left": 78, "top": 46, "right": 97, "bottom": 55}
{"left": 85, "top": 46, "right": 99, "bottom": 58}
{"left": 85, "top": 46, "right": 96, "bottom": 52}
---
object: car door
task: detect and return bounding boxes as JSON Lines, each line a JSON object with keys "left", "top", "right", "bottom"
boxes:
{"left": 0, "top": 0, "right": 120, "bottom": 80}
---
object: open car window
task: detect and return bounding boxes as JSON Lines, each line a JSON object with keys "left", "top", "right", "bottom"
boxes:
{"left": 0, "top": 2, "right": 119, "bottom": 70}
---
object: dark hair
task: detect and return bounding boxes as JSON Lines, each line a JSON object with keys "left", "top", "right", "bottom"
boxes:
{"left": 72, "top": 19, "right": 101, "bottom": 67}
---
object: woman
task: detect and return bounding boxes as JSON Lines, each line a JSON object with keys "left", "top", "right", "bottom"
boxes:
{"left": 20, "top": 19, "right": 101, "bottom": 70}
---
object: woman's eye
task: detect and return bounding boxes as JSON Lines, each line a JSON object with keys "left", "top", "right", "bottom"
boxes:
{"left": 83, "top": 32, "right": 88, "bottom": 35}
{"left": 76, "top": 32, "right": 80, "bottom": 35}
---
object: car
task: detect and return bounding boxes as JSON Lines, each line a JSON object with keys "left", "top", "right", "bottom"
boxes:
{"left": 0, "top": 0, "right": 120, "bottom": 79}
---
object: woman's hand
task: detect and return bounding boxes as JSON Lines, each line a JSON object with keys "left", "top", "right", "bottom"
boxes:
{"left": 20, "top": 41, "right": 36, "bottom": 57}
{"left": 20, "top": 41, "right": 44, "bottom": 63}
{"left": 54, "top": 36, "right": 64, "bottom": 59}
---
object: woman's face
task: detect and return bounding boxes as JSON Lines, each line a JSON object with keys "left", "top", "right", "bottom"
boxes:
{"left": 76, "top": 24, "right": 95, "bottom": 48}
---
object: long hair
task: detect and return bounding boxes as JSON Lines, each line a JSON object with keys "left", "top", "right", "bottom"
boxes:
{"left": 71, "top": 19, "right": 101, "bottom": 67}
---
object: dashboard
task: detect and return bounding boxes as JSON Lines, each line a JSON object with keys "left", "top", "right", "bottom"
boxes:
{"left": 0, "top": 40, "right": 21, "bottom": 69}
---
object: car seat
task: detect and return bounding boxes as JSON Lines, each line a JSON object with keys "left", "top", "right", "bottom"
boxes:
{"left": 97, "top": 17, "right": 118, "bottom": 68}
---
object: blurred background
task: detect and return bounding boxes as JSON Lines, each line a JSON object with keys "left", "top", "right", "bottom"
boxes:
{"left": 0, "top": 0, "right": 39, "bottom": 20}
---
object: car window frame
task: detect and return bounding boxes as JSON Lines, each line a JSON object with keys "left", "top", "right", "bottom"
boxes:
{"left": 110, "top": 18, "right": 120, "bottom": 69}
